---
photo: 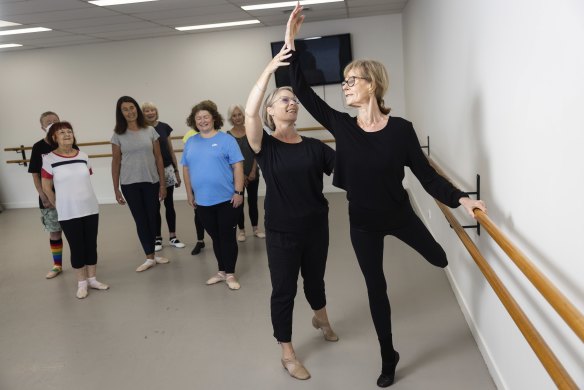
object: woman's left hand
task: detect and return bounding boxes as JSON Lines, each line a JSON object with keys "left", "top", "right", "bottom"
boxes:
{"left": 231, "top": 193, "right": 244, "bottom": 208}
{"left": 459, "top": 197, "right": 487, "bottom": 219}
{"left": 175, "top": 174, "right": 182, "bottom": 188}
{"left": 159, "top": 185, "right": 167, "bottom": 201}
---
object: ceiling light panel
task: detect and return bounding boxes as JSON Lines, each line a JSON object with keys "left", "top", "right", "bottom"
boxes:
{"left": 0, "top": 20, "right": 21, "bottom": 28}
{"left": 176, "top": 19, "right": 260, "bottom": 31}
{"left": 242, "top": 0, "right": 344, "bottom": 11}
{"left": 0, "top": 27, "right": 52, "bottom": 36}
{"left": 89, "top": 0, "right": 159, "bottom": 6}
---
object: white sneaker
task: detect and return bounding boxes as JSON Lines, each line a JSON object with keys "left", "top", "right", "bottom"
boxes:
{"left": 237, "top": 229, "right": 246, "bottom": 242}
{"left": 155, "top": 238, "right": 163, "bottom": 252}
{"left": 169, "top": 237, "right": 185, "bottom": 248}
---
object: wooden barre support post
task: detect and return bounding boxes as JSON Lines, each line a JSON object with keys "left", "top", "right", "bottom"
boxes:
{"left": 474, "top": 209, "right": 584, "bottom": 342}
{"left": 435, "top": 201, "right": 578, "bottom": 389}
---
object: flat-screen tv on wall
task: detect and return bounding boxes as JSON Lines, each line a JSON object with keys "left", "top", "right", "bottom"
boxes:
{"left": 270, "top": 33, "right": 353, "bottom": 87}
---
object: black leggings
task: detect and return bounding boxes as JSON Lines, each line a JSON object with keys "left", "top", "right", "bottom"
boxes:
{"left": 350, "top": 213, "right": 447, "bottom": 348}
{"left": 237, "top": 178, "right": 259, "bottom": 229}
{"left": 121, "top": 182, "right": 158, "bottom": 255}
{"left": 194, "top": 208, "right": 205, "bottom": 241}
{"left": 266, "top": 218, "right": 329, "bottom": 342}
{"left": 60, "top": 214, "right": 99, "bottom": 269}
{"left": 197, "top": 201, "right": 239, "bottom": 273}
{"left": 156, "top": 185, "right": 176, "bottom": 236}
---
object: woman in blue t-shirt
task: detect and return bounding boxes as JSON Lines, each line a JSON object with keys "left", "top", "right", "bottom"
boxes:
{"left": 181, "top": 100, "right": 245, "bottom": 290}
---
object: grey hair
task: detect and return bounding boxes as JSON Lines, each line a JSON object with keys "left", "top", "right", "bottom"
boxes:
{"left": 227, "top": 104, "right": 245, "bottom": 125}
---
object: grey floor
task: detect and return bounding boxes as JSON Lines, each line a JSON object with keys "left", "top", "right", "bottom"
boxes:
{"left": 0, "top": 193, "right": 495, "bottom": 390}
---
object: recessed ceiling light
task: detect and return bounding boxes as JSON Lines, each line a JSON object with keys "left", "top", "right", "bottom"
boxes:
{"left": 0, "top": 43, "right": 23, "bottom": 49}
{"left": 88, "top": 0, "right": 158, "bottom": 6}
{"left": 0, "top": 27, "right": 51, "bottom": 36}
{"left": 0, "top": 20, "right": 22, "bottom": 28}
{"left": 176, "top": 20, "right": 260, "bottom": 31}
{"left": 242, "top": 0, "right": 343, "bottom": 11}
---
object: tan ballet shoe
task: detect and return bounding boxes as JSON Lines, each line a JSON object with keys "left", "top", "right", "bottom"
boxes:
{"left": 281, "top": 356, "right": 311, "bottom": 380}
{"left": 312, "top": 316, "right": 339, "bottom": 342}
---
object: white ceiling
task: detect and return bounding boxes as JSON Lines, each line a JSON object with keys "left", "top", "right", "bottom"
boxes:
{"left": 0, "top": 0, "right": 407, "bottom": 52}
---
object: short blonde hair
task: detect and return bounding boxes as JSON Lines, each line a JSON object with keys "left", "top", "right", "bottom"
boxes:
{"left": 344, "top": 60, "right": 391, "bottom": 115}
{"left": 141, "top": 102, "right": 159, "bottom": 123}
{"left": 261, "top": 86, "right": 294, "bottom": 131}
{"left": 227, "top": 104, "right": 245, "bottom": 125}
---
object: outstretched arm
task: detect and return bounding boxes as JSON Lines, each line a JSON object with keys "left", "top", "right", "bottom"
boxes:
{"left": 244, "top": 45, "right": 292, "bottom": 153}
{"left": 284, "top": 2, "right": 304, "bottom": 50}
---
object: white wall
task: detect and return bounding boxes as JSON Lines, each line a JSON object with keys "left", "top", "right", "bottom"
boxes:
{"left": 402, "top": 0, "right": 584, "bottom": 388}
{"left": 0, "top": 14, "right": 404, "bottom": 208}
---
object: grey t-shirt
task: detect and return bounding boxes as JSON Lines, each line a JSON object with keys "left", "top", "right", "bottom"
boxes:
{"left": 111, "top": 127, "right": 160, "bottom": 185}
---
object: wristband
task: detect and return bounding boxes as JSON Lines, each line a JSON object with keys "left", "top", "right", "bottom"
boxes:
{"left": 234, "top": 191, "right": 244, "bottom": 196}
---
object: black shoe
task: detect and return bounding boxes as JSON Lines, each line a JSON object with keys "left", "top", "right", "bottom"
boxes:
{"left": 191, "top": 242, "right": 205, "bottom": 255}
{"left": 377, "top": 351, "right": 400, "bottom": 388}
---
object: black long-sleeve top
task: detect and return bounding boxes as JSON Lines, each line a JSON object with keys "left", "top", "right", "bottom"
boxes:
{"left": 289, "top": 50, "right": 467, "bottom": 230}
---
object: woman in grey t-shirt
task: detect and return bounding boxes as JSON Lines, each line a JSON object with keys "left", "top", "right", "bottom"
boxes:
{"left": 111, "top": 96, "right": 170, "bottom": 272}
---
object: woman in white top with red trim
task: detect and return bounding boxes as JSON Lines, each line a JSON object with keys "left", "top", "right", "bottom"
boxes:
{"left": 42, "top": 122, "right": 109, "bottom": 299}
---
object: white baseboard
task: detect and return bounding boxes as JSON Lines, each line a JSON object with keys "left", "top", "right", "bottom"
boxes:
{"left": 407, "top": 186, "right": 507, "bottom": 390}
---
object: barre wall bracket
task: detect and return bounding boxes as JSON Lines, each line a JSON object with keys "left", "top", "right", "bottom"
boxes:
{"left": 460, "top": 174, "right": 481, "bottom": 235}
{"left": 420, "top": 136, "right": 430, "bottom": 157}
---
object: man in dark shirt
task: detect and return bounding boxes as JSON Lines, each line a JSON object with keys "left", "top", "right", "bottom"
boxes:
{"left": 28, "top": 111, "right": 63, "bottom": 279}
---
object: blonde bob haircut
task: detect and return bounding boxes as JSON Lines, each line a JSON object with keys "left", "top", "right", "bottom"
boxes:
{"left": 227, "top": 104, "right": 245, "bottom": 126}
{"left": 344, "top": 59, "right": 391, "bottom": 115}
{"left": 261, "top": 86, "right": 294, "bottom": 131}
{"left": 141, "top": 102, "right": 159, "bottom": 123}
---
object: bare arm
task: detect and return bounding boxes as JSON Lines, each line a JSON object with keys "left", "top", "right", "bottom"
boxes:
{"left": 153, "top": 139, "right": 167, "bottom": 200}
{"left": 41, "top": 178, "right": 56, "bottom": 208}
{"left": 111, "top": 144, "right": 126, "bottom": 205}
{"left": 167, "top": 137, "right": 181, "bottom": 187}
{"left": 32, "top": 173, "right": 51, "bottom": 207}
{"left": 183, "top": 165, "right": 195, "bottom": 208}
{"left": 231, "top": 161, "right": 244, "bottom": 208}
{"left": 244, "top": 45, "right": 292, "bottom": 153}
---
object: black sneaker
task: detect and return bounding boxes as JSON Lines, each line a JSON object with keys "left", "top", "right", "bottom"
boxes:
{"left": 191, "top": 241, "right": 205, "bottom": 255}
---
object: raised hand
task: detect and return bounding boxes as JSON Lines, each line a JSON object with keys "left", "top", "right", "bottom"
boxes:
{"left": 267, "top": 45, "right": 292, "bottom": 74}
{"left": 285, "top": 2, "right": 305, "bottom": 50}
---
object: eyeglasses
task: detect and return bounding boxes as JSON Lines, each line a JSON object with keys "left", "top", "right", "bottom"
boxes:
{"left": 341, "top": 76, "right": 369, "bottom": 88}
{"left": 275, "top": 96, "right": 300, "bottom": 105}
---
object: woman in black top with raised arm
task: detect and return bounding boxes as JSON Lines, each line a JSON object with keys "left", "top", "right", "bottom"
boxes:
{"left": 284, "top": 4, "right": 487, "bottom": 388}
{"left": 245, "top": 47, "right": 338, "bottom": 381}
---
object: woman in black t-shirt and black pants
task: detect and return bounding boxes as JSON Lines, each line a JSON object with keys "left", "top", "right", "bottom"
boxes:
{"left": 285, "top": 4, "right": 487, "bottom": 388}
{"left": 245, "top": 49, "right": 338, "bottom": 381}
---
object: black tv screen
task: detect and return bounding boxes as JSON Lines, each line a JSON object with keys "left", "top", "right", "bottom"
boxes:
{"left": 270, "top": 33, "right": 353, "bottom": 87}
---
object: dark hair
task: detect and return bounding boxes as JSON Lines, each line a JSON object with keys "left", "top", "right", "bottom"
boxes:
{"left": 47, "top": 122, "right": 76, "bottom": 149}
{"left": 114, "top": 96, "right": 147, "bottom": 134}
{"left": 186, "top": 100, "right": 224, "bottom": 131}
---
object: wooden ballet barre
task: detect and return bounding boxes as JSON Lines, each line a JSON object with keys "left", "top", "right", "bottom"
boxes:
{"left": 5, "top": 130, "right": 335, "bottom": 165}
{"left": 428, "top": 157, "right": 584, "bottom": 343}
{"left": 435, "top": 200, "right": 577, "bottom": 389}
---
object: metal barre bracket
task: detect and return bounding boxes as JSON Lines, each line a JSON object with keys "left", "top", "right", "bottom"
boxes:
{"left": 460, "top": 174, "right": 481, "bottom": 235}
{"left": 420, "top": 136, "right": 430, "bottom": 156}
{"left": 19, "top": 145, "right": 27, "bottom": 167}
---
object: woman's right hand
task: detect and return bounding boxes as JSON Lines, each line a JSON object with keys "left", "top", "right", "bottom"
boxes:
{"left": 115, "top": 189, "right": 126, "bottom": 205}
{"left": 285, "top": 3, "right": 305, "bottom": 50}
